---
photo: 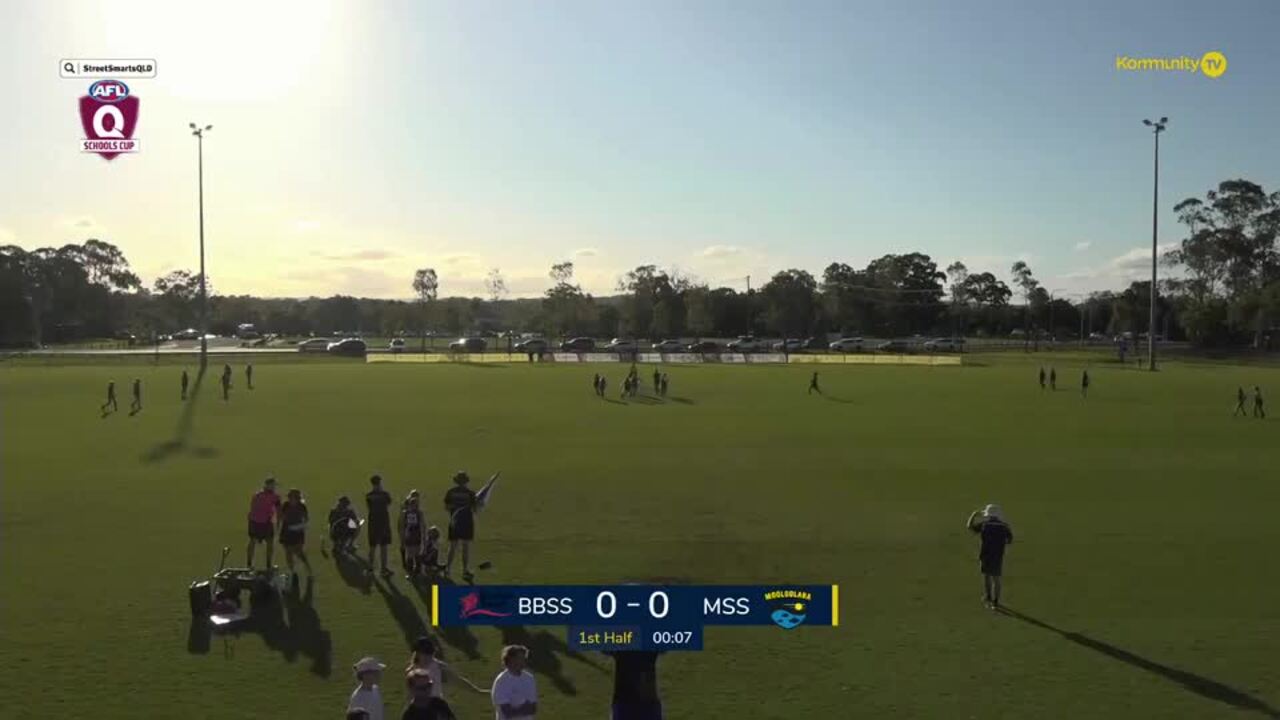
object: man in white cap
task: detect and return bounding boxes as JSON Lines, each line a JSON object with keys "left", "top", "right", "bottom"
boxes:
{"left": 349, "top": 656, "right": 387, "bottom": 720}
{"left": 966, "top": 504, "right": 1013, "bottom": 609}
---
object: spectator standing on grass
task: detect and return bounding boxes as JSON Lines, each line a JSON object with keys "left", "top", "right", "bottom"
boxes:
{"left": 1050, "top": 367, "right": 1057, "bottom": 390}
{"left": 660, "top": 373, "right": 669, "bottom": 397}
{"left": 403, "top": 670, "right": 456, "bottom": 720}
{"left": 808, "top": 371, "right": 821, "bottom": 395}
{"left": 653, "top": 368, "right": 661, "bottom": 394}
{"left": 604, "top": 650, "right": 664, "bottom": 720}
{"left": 443, "top": 471, "right": 479, "bottom": 582}
{"left": 246, "top": 363, "right": 254, "bottom": 390}
{"left": 366, "top": 475, "right": 394, "bottom": 578}
{"left": 348, "top": 657, "right": 386, "bottom": 720}
{"left": 492, "top": 645, "right": 538, "bottom": 720}
{"left": 221, "top": 364, "right": 232, "bottom": 401}
{"left": 1235, "top": 387, "right": 1248, "bottom": 417}
{"left": 966, "top": 504, "right": 1013, "bottom": 610}
{"left": 408, "top": 635, "right": 490, "bottom": 700}
{"left": 1254, "top": 386, "right": 1266, "bottom": 419}
{"left": 181, "top": 369, "right": 189, "bottom": 400}
{"left": 130, "top": 378, "right": 142, "bottom": 413}
{"left": 1081, "top": 369, "right": 1090, "bottom": 398}
{"left": 1038, "top": 367, "right": 1045, "bottom": 389}
{"left": 599, "top": 375, "right": 608, "bottom": 397}
{"left": 280, "top": 488, "right": 313, "bottom": 581}
{"left": 102, "top": 380, "right": 118, "bottom": 413}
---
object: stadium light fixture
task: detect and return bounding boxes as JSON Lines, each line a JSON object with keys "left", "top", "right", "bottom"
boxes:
{"left": 190, "top": 122, "right": 212, "bottom": 368}
{"left": 1143, "top": 117, "right": 1168, "bottom": 371}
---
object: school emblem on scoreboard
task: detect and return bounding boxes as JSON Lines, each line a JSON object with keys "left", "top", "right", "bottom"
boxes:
{"left": 79, "top": 79, "right": 140, "bottom": 160}
{"left": 764, "top": 588, "right": 812, "bottom": 630}
{"left": 458, "top": 589, "right": 515, "bottom": 619}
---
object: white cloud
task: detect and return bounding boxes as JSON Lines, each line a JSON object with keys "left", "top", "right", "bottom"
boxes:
{"left": 1074, "top": 241, "right": 1092, "bottom": 252}
{"left": 441, "top": 253, "right": 483, "bottom": 268}
{"left": 1058, "top": 243, "right": 1180, "bottom": 289}
{"left": 699, "top": 245, "right": 743, "bottom": 260}
{"left": 322, "top": 249, "right": 398, "bottom": 262}
{"left": 572, "top": 247, "right": 599, "bottom": 258}
{"left": 60, "top": 216, "right": 104, "bottom": 235}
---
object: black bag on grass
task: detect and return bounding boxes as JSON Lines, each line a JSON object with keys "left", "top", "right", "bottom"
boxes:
{"left": 189, "top": 580, "right": 212, "bottom": 617}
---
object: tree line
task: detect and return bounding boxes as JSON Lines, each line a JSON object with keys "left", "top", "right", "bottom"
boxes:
{"left": 2, "top": 179, "right": 1276, "bottom": 349}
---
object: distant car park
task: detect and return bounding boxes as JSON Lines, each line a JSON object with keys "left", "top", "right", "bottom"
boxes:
{"left": 727, "top": 336, "right": 763, "bottom": 352}
{"left": 327, "top": 338, "right": 367, "bottom": 356}
{"left": 513, "top": 338, "right": 549, "bottom": 353}
{"left": 652, "top": 339, "right": 684, "bottom": 352}
{"left": 877, "top": 339, "right": 912, "bottom": 353}
{"left": 560, "top": 337, "right": 595, "bottom": 352}
{"left": 449, "top": 337, "right": 487, "bottom": 353}
{"left": 389, "top": 338, "right": 406, "bottom": 353}
{"left": 771, "top": 338, "right": 804, "bottom": 352}
{"left": 829, "top": 337, "right": 864, "bottom": 353}
{"left": 297, "top": 338, "right": 330, "bottom": 353}
{"left": 922, "top": 337, "right": 965, "bottom": 352}
{"left": 686, "top": 340, "right": 720, "bottom": 353}
{"left": 605, "top": 338, "right": 638, "bottom": 353}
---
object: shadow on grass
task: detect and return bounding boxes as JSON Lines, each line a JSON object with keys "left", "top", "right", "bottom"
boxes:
{"left": 1001, "top": 608, "right": 1280, "bottom": 718}
{"left": 333, "top": 548, "right": 373, "bottom": 595}
{"left": 199, "top": 577, "right": 332, "bottom": 677}
{"left": 375, "top": 575, "right": 430, "bottom": 650}
{"left": 822, "top": 395, "right": 855, "bottom": 404}
{"left": 411, "top": 576, "right": 484, "bottom": 661}
{"left": 142, "top": 366, "right": 219, "bottom": 463}
{"left": 500, "top": 624, "right": 608, "bottom": 696}
{"left": 667, "top": 396, "right": 695, "bottom": 405}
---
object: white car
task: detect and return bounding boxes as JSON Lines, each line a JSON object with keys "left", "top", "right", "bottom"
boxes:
{"left": 923, "top": 338, "right": 965, "bottom": 352}
{"left": 605, "top": 338, "right": 638, "bottom": 353}
{"left": 726, "top": 336, "right": 762, "bottom": 352}
{"left": 829, "top": 337, "right": 864, "bottom": 353}
{"left": 652, "top": 339, "right": 684, "bottom": 352}
{"left": 771, "top": 338, "right": 804, "bottom": 352}
{"left": 389, "top": 338, "right": 406, "bottom": 353}
{"left": 297, "top": 338, "right": 331, "bottom": 352}
{"left": 513, "top": 338, "right": 549, "bottom": 353}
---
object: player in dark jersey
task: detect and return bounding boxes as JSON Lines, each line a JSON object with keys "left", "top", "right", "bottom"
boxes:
{"left": 399, "top": 490, "right": 427, "bottom": 578}
{"left": 593, "top": 374, "right": 601, "bottom": 396}
{"left": 129, "top": 378, "right": 142, "bottom": 413}
{"left": 1081, "top": 369, "right": 1090, "bottom": 398}
{"left": 181, "top": 369, "right": 189, "bottom": 401}
{"left": 221, "top": 364, "right": 232, "bottom": 401}
{"left": 603, "top": 650, "right": 664, "bottom": 720}
{"left": 652, "top": 368, "right": 661, "bottom": 394}
{"left": 808, "top": 371, "right": 820, "bottom": 395}
{"left": 443, "top": 472, "right": 479, "bottom": 582}
{"left": 329, "top": 495, "right": 360, "bottom": 554}
{"left": 366, "top": 474, "right": 394, "bottom": 578}
{"left": 966, "top": 504, "right": 1013, "bottom": 609}
{"left": 101, "top": 381, "right": 118, "bottom": 414}
{"left": 1049, "top": 367, "right": 1057, "bottom": 390}
{"left": 1234, "top": 386, "right": 1248, "bottom": 417}
{"left": 279, "top": 488, "right": 313, "bottom": 583}
{"left": 660, "top": 373, "right": 669, "bottom": 397}
{"left": 1038, "top": 367, "right": 1045, "bottom": 389}
{"left": 599, "top": 376, "right": 608, "bottom": 397}
{"left": 1254, "top": 386, "right": 1266, "bottom": 418}
{"left": 246, "top": 363, "right": 254, "bottom": 390}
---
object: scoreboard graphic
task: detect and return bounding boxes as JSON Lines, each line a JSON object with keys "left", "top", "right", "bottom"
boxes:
{"left": 431, "top": 584, "right": 839, "bottom": 651}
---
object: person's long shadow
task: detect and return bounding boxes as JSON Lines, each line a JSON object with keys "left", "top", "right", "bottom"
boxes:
{"left": 333, "top": 548, "right": 374, "bottom": 595}
{"left": 667, "top": 396, "right": 695, "bottom": 405}
{"left": 412, "top": 576, "right": 483, "bottom": 661}
{"left": 375, "top": 575, "right": 431, "bottom": 649}
{"left": 500, "top": 625, "right": 608, "bottom": 696}
{"left": 822, "top": 395, "right": 854, "bottom": 404}
{"left": 243, "top": 577, "right": 332, "bottom": 677}
{"left": 1001, "top": 608, "right": 1280, "bottom": 718}
{"left": 143, "top": 366, "right": 218, "bottom": 462}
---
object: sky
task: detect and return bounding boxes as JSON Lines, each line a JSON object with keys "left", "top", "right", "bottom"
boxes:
{"left": 1, "top": 0, "right": 1278, "bottom": 300}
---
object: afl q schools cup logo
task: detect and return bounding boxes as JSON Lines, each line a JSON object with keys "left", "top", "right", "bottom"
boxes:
{"left": 79, "top": 79, "right": 140, "bottom": 160}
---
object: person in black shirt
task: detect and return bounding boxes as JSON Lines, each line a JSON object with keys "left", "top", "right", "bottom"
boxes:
{"left": 604, "top": 650, "right": 664, "bottom": 720}
{"left": 181, "top": 369, "right": 189, "bottom": 401}
{"left": 1253, "top": 386, "right": 1265, "bottom": 419}
{"left": 652, "top": 368, "right": 661, "bottom": 394}
{"left": 403, "top": 669, "right": 456, "bottom": 719}
{"left": 443, "top": 472, "right": 478, "bottom": 582}
{"left": 399, "top": 491, "right": 426, "bottom": 578}
{"left": 1235, "top": 387, "right": 1247, "bottom": 417}
{"left": 329, "top": 496, "right": 360, "bottom": 554}
{"left": 1081, "top": 369, "right": 1090, "bottom": 398}
{"left": 246, "top": 363, "right": 254, "bottom": 390}
{"left": 366, "top": 475, "right": 394, "bottom": 578}
{"left": 966, "top": 504, "right": 1013, "bottom": 609}
{"left": 1049, "top": 367, "right": 1057, "bottom": 390}
{"left": 102, "top": 381, "right": 117, "bottom": 413}
{"left": 279, "top": 488, "right": 312, "bottom": 581}
{"left": 808, "top": 371, "right": 820, "bottom": 395}
{"left": 130, "top": 378, "right": 142, "bottom": 413}
{"left": 1038, "top": 367, "right": 1045, "bottom": 390}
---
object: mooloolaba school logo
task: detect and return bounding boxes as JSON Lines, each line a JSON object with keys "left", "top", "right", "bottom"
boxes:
{"left": 764, "top": 589, "right": 812, "bottom": 630}
{"left": 459, "top": 589, "right": 514, "bottom": 619}
{"left": 79, "top": 79, "right": 140, "bottom": 160}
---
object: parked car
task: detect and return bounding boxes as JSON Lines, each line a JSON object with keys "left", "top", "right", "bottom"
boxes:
{"left": 327, "top": 338, "right": 368, "bottom": 356}
{"left": 172, "top": 328, "right": 201, "bottom": 340}
{"left": 449, "top": 337, "right": 487, "bottom": 352}
{"left": 727, "top": 336, "right": 763, "bottom": 352}
{"left": 923, "top": 337, "right": 965, "bottom": 352}
{"left": 687, "top": 340, "right": 720, "bottom": 353}
{"left": 829, "top": 337, "right": 864, "bottom": 353}
{"left": 560, "top": 337, "right": 595, "bottom": 352}
{"left": 513, "top": 338, "right": 549, "bottom": 353}
{"left": 771, "top": 338, "right": 805, "bottom": 352}
{"left": 652, "top": 339, "right": 684, "bottom": 352}
{"left": 802, "top": 336, "right": 827, "bottom": 350}
{"left": 877, "top": 339, "right": 911, "bottom": 353}
{"left": 297, "top": 337, "right": 331, "bottom": 353}
{"left": 605, "top": 338, "right": 638, "bottom": 353}
{"left": 389, "top": 338, "right": 406, "bottom": 353}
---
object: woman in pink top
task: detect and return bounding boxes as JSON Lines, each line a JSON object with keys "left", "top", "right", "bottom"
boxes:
{"left": 247, "top": 476, "right": 281, "bottom": 570}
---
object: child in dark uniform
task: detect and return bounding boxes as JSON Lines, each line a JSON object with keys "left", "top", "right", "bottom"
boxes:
{"left": 329, "top": 496, "right": 360, "bottom": 553}
{"left": 279, "top": 488, "right": 313, "bottom": 582}
{"left": 400, "top": 491, "right": 426, "bottom": 577}
{"left": 966, "top": 504, "right": 1013, "bottom": 609}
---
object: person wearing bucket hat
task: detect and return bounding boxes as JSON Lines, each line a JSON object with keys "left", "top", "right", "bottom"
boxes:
{"left": 348, "top": 656, "right": 387, "bottom": 720}
{"left": 443, "top": 472, "right": 478, "bottom": 582}
{"left": 246, "top": 475, "right": 282, "bottom": 570}
{"left": 966, "top": 504, "right": 1013, "bottom": 609}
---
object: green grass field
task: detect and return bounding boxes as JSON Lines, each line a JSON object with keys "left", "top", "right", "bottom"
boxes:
{"left": 1, "top": 356, "right": 1278, "bottom": 718}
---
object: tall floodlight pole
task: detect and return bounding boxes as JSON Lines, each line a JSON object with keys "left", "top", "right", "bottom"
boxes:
{"left": 191, "top": 123, "right": 213, "bottom": 368}
{"left": 1142, "top": 117, "right": 1167, "bottom": 371}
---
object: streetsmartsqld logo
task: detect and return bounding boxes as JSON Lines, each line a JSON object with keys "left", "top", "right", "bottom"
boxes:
{"left": 1116, "top": 51, "right": 1227, "bottom": 79}
{"left": 79, "top": 79, "right": 140, "bottom": 160}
